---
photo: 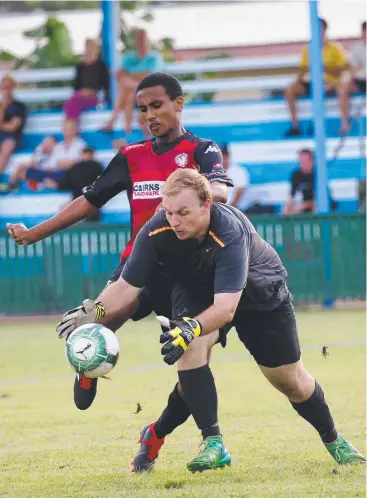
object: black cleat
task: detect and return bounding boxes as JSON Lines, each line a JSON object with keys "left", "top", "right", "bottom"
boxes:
{"left": 74, "top": 375, "right": 98, "bottom": 410}
{"left": 132, "top": 423, "right": 165, "bottom": 473}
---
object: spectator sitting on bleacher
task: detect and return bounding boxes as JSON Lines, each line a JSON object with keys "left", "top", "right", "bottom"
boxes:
{"left": 43, "top": 147, "right": 103, "bottom": 221}
{"left": 220, "top": 144, "right": 249, "bottom": 208}
{"left": 283, "top": 148, "right": 337, "bottom": 214}
{"left": 13, "top": 120, "right": 85, "bottom": 190}
{"left": 283, "top": 149, "right": 316, "bottom": 214}
{"left": 0, "top": 75, "right": 27, "bottom": 175}
{"left": 338, "top": 21, "right": 366, "bottom": 135}
{"left": 64, "top": 38, "right": 110, "bottom": 124}
{"left": 284, "top": 18, "right": 348, "bottom": 137}
{"left": 101, "top": 29, "right": 163, "bottom": 138}
{"left": 7, "top": 135, "right": 57, "bottom": 190}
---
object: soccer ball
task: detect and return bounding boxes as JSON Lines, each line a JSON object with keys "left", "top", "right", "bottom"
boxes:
{"left": 65, "top": 323, "right": 120, "bottom": 378}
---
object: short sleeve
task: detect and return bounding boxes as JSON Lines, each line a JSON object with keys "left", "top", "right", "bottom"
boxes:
{"left": 332, "top": 43, "right": 347, "bottom": 66}
{"left": 214, "top": 235, "right": 249, "bottom": 294}
{"left": 121, "top": 221, "right": 159, "bottom": 288}
{"left": 194, "top": 141, "right": 234, "bottom": 186}
{"left": 300, "top": 46, "right": 309, "bottom": 69}
{"left": 83, "top": 150, "right": 131, "bottom": 208}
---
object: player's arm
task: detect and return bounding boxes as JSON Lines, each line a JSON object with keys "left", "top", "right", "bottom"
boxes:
{"left": 7, "top": 151, "right": 130, "bottom": 245}
{"left": 99, "top": 221, "right": 159, "bottom": 321}
{"left": 56, "top": 219, "right": 159, "bottom": 338}
{"left": 194, "top": 141, "right": 234, "bottom": 203}
{"left": 159, "top": 235, "right": 249, "bottom": 364}
{"left": 194, "top": 235, "right": 248, "bottom": 334}
{"left": 210, "top": 182, "right": 228, "bottom": 203}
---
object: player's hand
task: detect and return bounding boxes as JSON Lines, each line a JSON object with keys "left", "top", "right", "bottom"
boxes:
{"left": 7, "top": 222, "right": 34, "bottom": 246}
{"left": 156, "top": 316, "right": 202, "bottom": 365}
{"left": 56, "top": 299, "right": 105, "bottom": 339}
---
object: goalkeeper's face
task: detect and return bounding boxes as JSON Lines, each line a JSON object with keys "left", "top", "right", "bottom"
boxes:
{"left": 163, "top": 188, "right": 211, "bottom": 241}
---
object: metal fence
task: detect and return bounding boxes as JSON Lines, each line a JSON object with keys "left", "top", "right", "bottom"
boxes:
{"left": 0, "top": 213, "right": 365, "bottom": 316}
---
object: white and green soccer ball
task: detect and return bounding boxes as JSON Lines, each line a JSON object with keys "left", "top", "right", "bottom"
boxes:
{"left": 65, "top": 323, "right": 120, "bottom": 378}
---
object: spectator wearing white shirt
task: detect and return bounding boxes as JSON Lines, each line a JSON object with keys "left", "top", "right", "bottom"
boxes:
{"left": 221, "top": 144, "right": 249, "bottom": 208}
{"left": 339, "top": 21, "right": 366, "bottom": 134}
{"left": 8, "top": 120, "right": 86, "bottom": 191}
{"left": 7, "top": 135, "right": 57, "bottom": 190}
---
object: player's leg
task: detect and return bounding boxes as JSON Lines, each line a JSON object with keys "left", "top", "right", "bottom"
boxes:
{"left": 133, "top": 284, "right": 231, "bottom": 473}
{"left": 133, "top": 332, "right": 221, "bottom": 473}
{"left": 176, "top": 332, "right": 231, "bottom": 473}
{"left": 74, "top": 259, "right": 141, "bottom": 410}
{"left": 235, "top": 301, "right": 365, "bottom": 465}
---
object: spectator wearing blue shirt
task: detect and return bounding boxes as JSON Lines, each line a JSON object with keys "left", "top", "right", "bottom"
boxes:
{"left": 101, "top": 29, "right": 163, "bottom": 138}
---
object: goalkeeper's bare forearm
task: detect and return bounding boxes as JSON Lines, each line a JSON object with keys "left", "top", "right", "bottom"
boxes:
{"left": 194, "top": 291, "right": 242, "bottom": 335}
{"left": 96, "top": 277, "right": 141, "bottom": 326}
{"left": 7, "top": 196, "right": 97, "bottom": 246}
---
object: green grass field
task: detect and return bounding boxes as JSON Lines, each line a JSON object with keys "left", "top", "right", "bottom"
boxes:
{"left": 0, "top": 309, "right": 365, "bottom": 498}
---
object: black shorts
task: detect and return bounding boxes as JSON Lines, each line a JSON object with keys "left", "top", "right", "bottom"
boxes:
{"left": 354, "top": 78, "right": 366, "bottom": 94}
{"left": 233, "top": 301, "right": 300, "bottom": 368}
{"left": 108, "top": 260, "right": 173, "bottom": 321}
{"left": 171, "top": 284, "right": 300, "bottom": 367}
{"left": 301, "top": 81, "right": 336, "bottom": 97}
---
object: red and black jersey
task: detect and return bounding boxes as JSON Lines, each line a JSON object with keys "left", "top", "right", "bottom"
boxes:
{"left": 83, "top": 131, "right": 233, "bottom": 260}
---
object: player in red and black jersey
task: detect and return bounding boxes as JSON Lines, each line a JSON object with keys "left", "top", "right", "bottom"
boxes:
{"left": 7, "top": 73, "right": 233, "bottom": 411}
{"left": 83, "top": 129, "right": 232, "bottom": 262}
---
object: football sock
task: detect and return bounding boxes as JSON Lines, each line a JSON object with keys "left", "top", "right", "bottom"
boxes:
{"left": 178, "top": 365, "right": 221, "bottom": 439}
{"left": 290, "top": 381, "right": 338, "bottom": 443}
{"left": 154, "top": 383, "right": 191, "bottom": 439}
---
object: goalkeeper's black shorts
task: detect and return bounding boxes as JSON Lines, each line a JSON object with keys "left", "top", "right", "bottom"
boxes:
{"left": 171, "top": 284, "right": 300, "bottom": 368}
{"left": 108, "top": 259, "right": 173, "bottom": 321}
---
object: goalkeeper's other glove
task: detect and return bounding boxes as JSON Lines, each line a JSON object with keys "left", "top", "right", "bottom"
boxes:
{"left": 156, "top": 316, "right": 202, "bottom": 365}
{"left": 56, "top": 299, "right": 105, "bottom": 339}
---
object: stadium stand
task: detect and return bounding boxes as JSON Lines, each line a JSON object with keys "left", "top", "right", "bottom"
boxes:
{"left": 0, "top": 56, "right": 365, "bottom": 228}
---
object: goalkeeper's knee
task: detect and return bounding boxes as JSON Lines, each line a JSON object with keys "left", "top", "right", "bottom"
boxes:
{"left": 177, "top": 332, "right": 217, "bottom": 369}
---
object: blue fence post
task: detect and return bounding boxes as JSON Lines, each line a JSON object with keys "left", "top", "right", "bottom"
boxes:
{"left": 308, "top": 0, "right": 334, "bottom": 307}
{"left": 101, "top": 0, "right": 120, "bottom": 107}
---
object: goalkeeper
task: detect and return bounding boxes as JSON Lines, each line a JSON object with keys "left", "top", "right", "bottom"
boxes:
{"left": 57, "top": 168, "right": 365, "bottom": 473}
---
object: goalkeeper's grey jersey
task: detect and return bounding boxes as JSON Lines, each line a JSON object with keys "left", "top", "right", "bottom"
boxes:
{"left": 122, "top": 203, "right": 291, "bottom": 311}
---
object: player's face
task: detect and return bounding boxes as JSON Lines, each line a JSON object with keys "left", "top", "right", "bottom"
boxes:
{"left": 163, "top": 188, "right": 211, "bottom": 240}
{"left": 137, "top": 85, "right": 183, "bottom": 138}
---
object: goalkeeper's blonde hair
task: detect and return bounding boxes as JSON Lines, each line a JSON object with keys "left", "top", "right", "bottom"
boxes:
{"left": 162, "top": 169, "right": 212, "bottom": 204}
